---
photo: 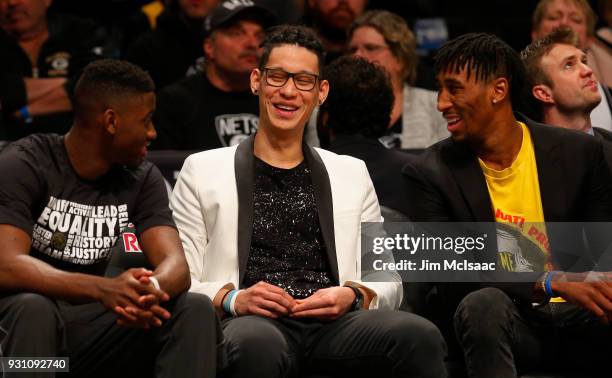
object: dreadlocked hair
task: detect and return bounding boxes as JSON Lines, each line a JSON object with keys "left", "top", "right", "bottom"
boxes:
{"left": 434, "top": 33, "right": 527, "bottom": 109}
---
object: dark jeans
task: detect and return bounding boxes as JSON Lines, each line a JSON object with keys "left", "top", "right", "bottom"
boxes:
{"left": 454, "top": 287, "right": 612, "bottom": 378}
{"left": 219, "top": 309, "right": 447, "bottom": 378}
{"left": 0, "top": 292, "right": 220, "bottom": 378}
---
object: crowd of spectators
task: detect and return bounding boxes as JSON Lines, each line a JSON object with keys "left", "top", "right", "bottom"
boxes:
{"left": 1, "top": 0, "right": 609, "bottom": 148}
{"left": 1, "top": 0, "right": 612, "bottom": 377}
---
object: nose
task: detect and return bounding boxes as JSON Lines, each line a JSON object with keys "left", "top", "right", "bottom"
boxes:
{"left": 557, "top": 14, "right": 572, "bottom": 28}
{"left": 579, "top": 61, "right": 594, "bottom": 77}
{"left": 352, "top": 47, "right": 367, "bottom": 59}
{"left": 437, "top": 89, "right": 451, "bottom": 113}
{"left": 147, "top": 121, "right": 157, "bottom": 141}
{"left": 279, "top": 76, "right": 298, "bottom": 97}
{"left": 244, "top": 32, "right": 261, "bottom": 50}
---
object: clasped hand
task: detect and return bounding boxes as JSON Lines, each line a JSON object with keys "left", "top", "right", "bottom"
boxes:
{"left": 99, "top": 268, "right": 171, "bottom": 329}
{"left": 234, "top": 281, "right": 357, "bottom": 320}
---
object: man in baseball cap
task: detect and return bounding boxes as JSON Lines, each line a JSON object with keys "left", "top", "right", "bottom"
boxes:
{"left": 153, "top": 0, "right": 277, "bottom": 150}
{"left": 203, "top": 0, "right": 276, "bottom": 37}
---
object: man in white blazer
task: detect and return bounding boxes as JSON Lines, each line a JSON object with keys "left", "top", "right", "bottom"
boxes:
{"left": 170, "top": 25, "right": 446, "bottom": 378}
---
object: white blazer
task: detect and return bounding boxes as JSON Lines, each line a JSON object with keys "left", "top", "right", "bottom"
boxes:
{"left": 170, "top": 137, "right": 402, "bottom": 310}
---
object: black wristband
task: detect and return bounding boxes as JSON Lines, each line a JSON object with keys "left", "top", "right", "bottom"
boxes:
{"left": 345, "top": 285, "right": 364, "bottom": 311}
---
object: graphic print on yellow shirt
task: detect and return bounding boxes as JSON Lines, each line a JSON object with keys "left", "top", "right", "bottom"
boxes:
{"left": 479, "top": 122, "right": 553, "bottom": 273}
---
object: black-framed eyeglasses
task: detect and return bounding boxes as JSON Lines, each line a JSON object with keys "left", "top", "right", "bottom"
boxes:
{"left": 263, "top": 68, "right": 319, "bottom": 91}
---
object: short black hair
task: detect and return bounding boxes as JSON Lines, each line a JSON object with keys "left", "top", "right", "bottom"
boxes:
{"left": 73, "top": 59, "right": 155, "bottom": 120}
{"left": 434, "top": 33, "right": 526, "bottom": 108}
{"left": 321, "top": 56, "right": 393, "bottom": 138}
{"left": 259, "top": 25, "right": 325, "bottom": 74}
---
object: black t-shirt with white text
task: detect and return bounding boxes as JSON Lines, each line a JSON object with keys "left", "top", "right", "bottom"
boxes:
{"left": 152, "top": 74, "right": 259, "bottom": 151}
{"left": 0, "top": 134, "right": 175, "bottom": 275}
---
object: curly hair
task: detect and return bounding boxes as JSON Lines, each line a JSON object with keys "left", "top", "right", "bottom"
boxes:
{"left": 259, "top": 25, "right": 325, "bottom": 74}
{"left": 348, "top": 10, "right": 418, "bottom": 85}
{"left": 321, "top": 56, "right": 394, "bottom": 138}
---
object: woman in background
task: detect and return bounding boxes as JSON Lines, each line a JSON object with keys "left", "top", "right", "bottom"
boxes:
{"left": 348, "top": 10, "right": 448, "bottom": 149}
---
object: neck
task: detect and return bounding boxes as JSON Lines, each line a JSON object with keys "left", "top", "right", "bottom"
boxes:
{"left": 543, "top": 107, "right": 592, "bottom": 134}
{"left": 474, "top": 107, "right": 523, "bottom": 170}
{"left": 206, "top": 64, "right": 251, "bottom": 92}
{"left": 253, "top": 126, "right": 304, "bottom": 169}
{"left": 15, "top": 24, "right": 48, "bottom": 64}
{"left": 64, "top": 125, "right": 111, "bottom": 180}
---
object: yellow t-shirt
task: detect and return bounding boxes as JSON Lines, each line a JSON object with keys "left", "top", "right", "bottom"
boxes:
{"left": 480, "top": 122, "right": 564, "bottom": 302}
{"left": 479, "top": 122, "right": 553, "bottom": 272}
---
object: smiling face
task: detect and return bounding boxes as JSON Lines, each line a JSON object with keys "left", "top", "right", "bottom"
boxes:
{"left": 251, "top": 44, "right": 329, "bottom": 135}
{"left": 436, "top": 68, "right": 497, "bottom": 143}
{"left": 108, "top": 92, "right": 157, "bottom": 167}
{"left": 536, "top": 43, "right": 601, "bottom": 114}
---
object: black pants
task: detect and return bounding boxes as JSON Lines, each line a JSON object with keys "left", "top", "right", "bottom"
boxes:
{"left": 219, "top": 309, "right": 447, "bottom": 378}
{"left": 0, "top": 292, "right": 220, "bottom": 378}
{"left": 454, "top": 287, "right": 612, "bottom": 378}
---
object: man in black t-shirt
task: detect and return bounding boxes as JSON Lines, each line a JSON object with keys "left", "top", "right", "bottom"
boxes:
{"left": 0, "top": 60, "right": 218, "bottom": 378}
{"left": 126, "top": 0, "right": 219, "bottom": 90}
{"left": 0, "top": 0, "right": 106, "bottom": 140}
{"left": 151, "top": 0, "right": 276, "bottom": 150}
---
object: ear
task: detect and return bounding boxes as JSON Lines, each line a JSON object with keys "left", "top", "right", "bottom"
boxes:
{"left": 103, "top": 108, "right": 118, "bottom": 135}
{"left": 250, "top": 68, "right": 262, "bottom": 95}
{"left": 491, "top": 77, "right": 509, "bottom": 104}
{"left": 203, "top": 38, "right": 214, "bottom": 60}
{"left": 317, "top": 79, "right": 330, "bottom": 106}
{"left": 532, "top": 84, "right": 554, "bottom": 105}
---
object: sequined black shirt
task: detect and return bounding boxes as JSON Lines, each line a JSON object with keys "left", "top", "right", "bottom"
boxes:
{"left": 243, "top": 157, "right": 334, "bottom": 299}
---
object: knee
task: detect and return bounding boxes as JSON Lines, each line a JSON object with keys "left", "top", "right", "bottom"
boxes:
{"left": 0, "top": 293, "right": 61, "bottom": 355}
{"left": 168, "top": 292, "right": 219, "bottom": 338}
{"left": 179, "top": 292, "right": 216, "bottom": 320}
{"left": 227, "top": 318, "right": 287, "bottom": 355}
{"left": 10, "top": 293, "right": 59, "bottom": 325}
{"left": 224, "top": 317, "right": 291, "bottom": 374}
{"left": 454, "top": 288, "right": 514, "bottom": 339}
{"left": 388, "top": 313, "right": 446, "bottom": 357}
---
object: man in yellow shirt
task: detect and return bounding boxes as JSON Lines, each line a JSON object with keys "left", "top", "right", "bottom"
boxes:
{"left": 403, "top": 33, "right": 612, "bottom": 377}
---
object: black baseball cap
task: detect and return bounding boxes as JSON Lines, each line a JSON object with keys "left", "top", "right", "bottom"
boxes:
{"left": 203, "top": 0, "right": 276, "bottom": 37}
